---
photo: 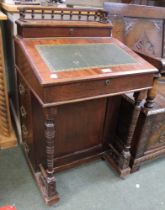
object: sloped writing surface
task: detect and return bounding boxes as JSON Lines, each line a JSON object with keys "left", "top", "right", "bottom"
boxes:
{"left": 36, "top": 43, "right": 137, "bottom": 72}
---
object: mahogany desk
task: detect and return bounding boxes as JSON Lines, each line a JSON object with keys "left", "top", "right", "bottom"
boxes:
{"left": 14, "top": 35, "right": 158, "bottom": 205}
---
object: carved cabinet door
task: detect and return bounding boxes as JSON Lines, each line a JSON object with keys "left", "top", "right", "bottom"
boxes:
{"left": 124, "top": 18, "right": 163, "bottom": 57}
{"left": 145, "top": 115, "right": 165, "bottom": 151}
{"left": 111, "top": 16, "right": 163, "bottom": 57}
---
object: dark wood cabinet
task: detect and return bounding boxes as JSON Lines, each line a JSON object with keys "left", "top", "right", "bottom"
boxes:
{"left": 103, "top": 2, "right": 165, "bottom": 172}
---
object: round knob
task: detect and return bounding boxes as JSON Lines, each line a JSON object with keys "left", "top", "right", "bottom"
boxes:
{"left": 19, "top": 83, "right": 25, "bottom": 95}
{"left": 69, "top": 28, "right": 74, "bottom": 34}
{"left": 22, "top": 124, "right": 28, "bottom": 136}
{"left": 20, "top": 106, "right": 27, "bottom": 118}
{"left": 105, "top": 79, "right": 110, "bottom": 86}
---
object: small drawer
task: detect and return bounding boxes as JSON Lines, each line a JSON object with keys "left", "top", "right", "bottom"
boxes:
{"left": 44, "top": 73, "right": 153, "bottom": 103}
{"left": 17, "top": 76, "right": 29, "bottom": 99}
{"left": 18, "top": 26, "right": 112, "bottom": 38}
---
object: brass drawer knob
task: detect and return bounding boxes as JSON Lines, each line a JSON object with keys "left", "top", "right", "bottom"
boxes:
{"left": 69, "top": 28, "right": 74, "bottom": 34}
{"left": 105, "top": 79, "right": 110, "bottom": 86}
{"left": 22, "top": 124, "right": 28, "bottom": 136}
{"left": 24, "top": 142, "right": 30, "bottom": 153}
{"left": 20, "top": 105, "right": 27, "bottom": 118}
{"left": 19, "top": 83, "right": 26, "bottom": 95}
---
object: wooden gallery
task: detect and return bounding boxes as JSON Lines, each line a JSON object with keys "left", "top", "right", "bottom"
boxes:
{"left": 0, "top": 1, "right": 165, "bottom": 209}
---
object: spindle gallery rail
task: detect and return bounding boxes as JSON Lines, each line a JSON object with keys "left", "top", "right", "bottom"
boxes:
{"left": 19, "top": 7, "right": 109, "bottom": 23}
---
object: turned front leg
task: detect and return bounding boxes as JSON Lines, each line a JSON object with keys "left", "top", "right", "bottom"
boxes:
{"left": 119, "top": 91, "right": 147, "bottom": 170}
{"left": 39, "top": 107, "right": 59, "bottom": 205}
{"left": 45, "top": 118, "right": 58, "bottom": 198}
{"left": 145, "top": 73, "right": 160, "bottom": 108}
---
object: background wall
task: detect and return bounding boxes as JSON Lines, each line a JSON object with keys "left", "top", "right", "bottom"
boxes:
{"left": 65, "top": 0, "right": 120, "bottom": 7}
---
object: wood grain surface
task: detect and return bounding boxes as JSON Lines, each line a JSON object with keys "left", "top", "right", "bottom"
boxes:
{"left": 15, "top": 37, "right": 157, "bottom": 85}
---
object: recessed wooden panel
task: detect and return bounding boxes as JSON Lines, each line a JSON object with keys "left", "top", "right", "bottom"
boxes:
{"left": 30, "top": 95, "right": 107, "bottom": 169}
{"left": 124, "top": 18, "right": 163, "bottom": 57}
{"left": 55, "top": 98, "right": 107, "bottom": 157}
{"left": 145, "top": 114, "right": 165, "bottom": 150}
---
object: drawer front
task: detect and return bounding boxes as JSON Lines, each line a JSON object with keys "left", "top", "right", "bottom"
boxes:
{"left": 19, "top": 26, "right": 111, "bottom": 38}
{"left": 44, "top": 73, "right": 153, "bottom": 104}
{"left": 17, "top": 75, "right": 33, "bottom": 149}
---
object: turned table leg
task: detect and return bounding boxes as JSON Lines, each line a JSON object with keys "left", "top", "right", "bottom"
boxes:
{"left": 118, "top": 91, "right": 147, "bottom": 173}
{"left": 145, "top": 73, "right": 160, "bottom": 108}
{"left": 104, "top": 90, "right": 147, "bottom": 177}
{"left": 38, "top": 108, "right": 60, "bottom": 205}
{"left": 45, "top": 118, "right": 58, "bottom": 198}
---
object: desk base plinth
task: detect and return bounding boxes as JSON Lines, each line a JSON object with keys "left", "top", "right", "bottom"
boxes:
{"left": 103, "top": 152, "right": 131, "bottom": 178}
{"left": 35, "top": 172, "right": 60, "bottom": 206}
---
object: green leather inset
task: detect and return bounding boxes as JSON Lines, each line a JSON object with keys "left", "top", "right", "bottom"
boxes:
{"left": 36, "top": 43, "right": 137, "bottom": 72}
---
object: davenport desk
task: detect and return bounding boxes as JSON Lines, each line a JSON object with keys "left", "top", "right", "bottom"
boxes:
{"left": 14, "top": 8, "right": 158, "bottom": 206}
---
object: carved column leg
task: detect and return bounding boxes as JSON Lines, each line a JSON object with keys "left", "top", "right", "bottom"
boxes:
{"left": 38, "top": 108, "right": 60, "bottom": 205}
{"left": 104, "top": 91, "right": 147, "bottom": 177}
{"left": 118, "top": 91, "right": 146, "bottom": 173}
{"left": 45, "top": 119, "right": 58, "bottom": 197}
{"left": 144, "top": 73, "right": 160, "bottom": 108}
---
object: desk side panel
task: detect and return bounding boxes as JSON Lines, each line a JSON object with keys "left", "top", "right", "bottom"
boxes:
{"left": 15, "top": 38, "right": 43, "bottom": 101}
